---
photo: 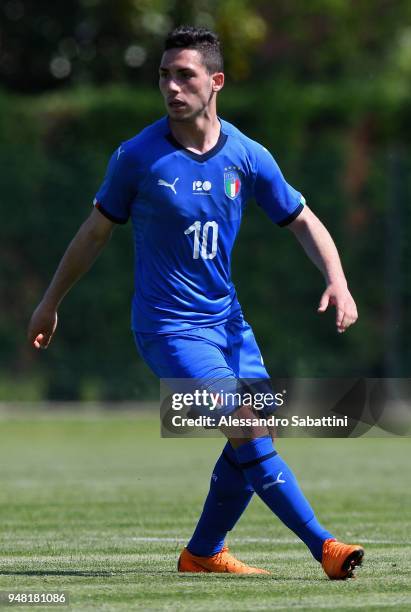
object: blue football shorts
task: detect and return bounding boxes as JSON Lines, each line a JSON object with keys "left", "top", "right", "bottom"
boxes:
{"left": 133, "top": 315, "right": 274, "bottom": 417}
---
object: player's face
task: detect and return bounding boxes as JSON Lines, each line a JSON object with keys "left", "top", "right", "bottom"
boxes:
{"left": 159, "top": 48, "right": 224, "bottom": 121}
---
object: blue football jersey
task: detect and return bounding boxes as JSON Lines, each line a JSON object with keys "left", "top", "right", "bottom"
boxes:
{"left": 94, "top": 117, "right": 304, "bottom": 332}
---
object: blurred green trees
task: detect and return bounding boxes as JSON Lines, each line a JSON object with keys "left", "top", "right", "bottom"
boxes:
{"left": 2, "top": 0, "right": 411, "bottom": 93}
{"left": 1, "top": 1, "right": 410, "bottom": 400}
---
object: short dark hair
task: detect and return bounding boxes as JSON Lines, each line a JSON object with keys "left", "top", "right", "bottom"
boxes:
{"left": 164, "top": 25, "right": 223, "bottom": 74}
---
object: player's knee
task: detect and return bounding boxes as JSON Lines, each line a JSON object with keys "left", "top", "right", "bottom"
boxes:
{"left": 221, "top": 403, "right": 269, "bottom": 444}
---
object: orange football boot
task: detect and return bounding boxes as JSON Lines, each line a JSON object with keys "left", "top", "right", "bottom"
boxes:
{"left": 322, "top": 538, "right": 364, "bottom": 579}
{"left": 178, "top": 545, "right": 270, "bottom": 574}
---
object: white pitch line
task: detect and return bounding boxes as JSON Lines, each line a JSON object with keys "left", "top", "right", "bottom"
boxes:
{"left": 242, "top": 602, "right": 411, "bottom": 611}
{"left": 129, "top": 536, "right": 410, "bottom": 545}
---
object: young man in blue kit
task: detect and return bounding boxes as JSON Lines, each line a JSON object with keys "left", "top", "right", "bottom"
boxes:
{"left": 28, "top": 26, "right": 364, "bottom": 579}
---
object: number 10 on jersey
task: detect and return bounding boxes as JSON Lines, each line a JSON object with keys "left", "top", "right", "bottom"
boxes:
{"left": 184, "top": 221, "right": 219, "bottom": 260}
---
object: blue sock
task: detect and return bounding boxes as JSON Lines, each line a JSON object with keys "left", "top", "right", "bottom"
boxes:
{"left": 235, "top": 436, "right": 334, "bottom": 561}
{"left": 187, "top": 442, "right": 254, "bottom": 557}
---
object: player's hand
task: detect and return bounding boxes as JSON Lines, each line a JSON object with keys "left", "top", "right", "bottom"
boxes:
{"left": 27, "top": 302, "right": 58, "bottom": 349}
{"left": 317, "top": 282, "right": 358, "bottom": 333}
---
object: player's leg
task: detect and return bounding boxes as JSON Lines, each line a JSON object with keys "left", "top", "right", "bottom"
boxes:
{"left": 134, "top": 328, "right": 266, "bottom": 573}
{"left": 225, "top": 423, "right": 363, "bottom": 578}
{"left": 179, "top": 438, "right": 270, "bottom": 574}
{"left": 227, "top": 426, "right": 334, "bottom": 563}
{"left": 224, "top": 318, "right": 333, "bottom": 561}
{"left": 185, "top": 440, "right": 253, "bottom": 557}
{"left": 223, "top": 319, "right": 364, "bottom": 579}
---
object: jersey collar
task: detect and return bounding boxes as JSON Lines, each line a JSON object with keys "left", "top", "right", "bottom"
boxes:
{"left": 165, "top": 119, "right": 228, "bottom": 163}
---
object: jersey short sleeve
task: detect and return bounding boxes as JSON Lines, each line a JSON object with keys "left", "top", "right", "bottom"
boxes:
{"left": 253, "top": 145, "right": 304, "bottom": 226}
{"left": 93, "top": 145, "right": 136, "bottom": 224}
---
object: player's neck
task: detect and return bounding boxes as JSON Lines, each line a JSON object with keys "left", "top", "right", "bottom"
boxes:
{"left": 168, "top": 113, "right": 221, "bottom": 155}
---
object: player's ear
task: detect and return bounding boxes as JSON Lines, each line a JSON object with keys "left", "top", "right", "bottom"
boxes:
{"left": 212, "top": 72, "right": 224, "bottom": 92}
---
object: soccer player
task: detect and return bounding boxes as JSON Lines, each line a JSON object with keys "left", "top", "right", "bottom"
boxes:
{"left": 28, "top": 26, "right": 364, "bottom": 579}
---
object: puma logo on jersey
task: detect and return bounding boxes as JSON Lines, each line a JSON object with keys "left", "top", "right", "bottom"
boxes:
{"left": 262, "top": 472, "right": 286, "bottom": 490}
{"left": 158, "top": 177, "right": 179, "bottom": 194}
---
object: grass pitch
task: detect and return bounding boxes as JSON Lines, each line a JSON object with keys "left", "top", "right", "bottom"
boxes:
{"left": 0, "top": 407, "right": 410, "bottom": 611}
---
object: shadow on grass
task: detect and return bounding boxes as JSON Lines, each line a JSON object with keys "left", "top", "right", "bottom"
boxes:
{"left": 0, "top": 570, "right": 176, "bottom": 577}
{"left": 0, "top": 570, "right": 319, "bottom": 580}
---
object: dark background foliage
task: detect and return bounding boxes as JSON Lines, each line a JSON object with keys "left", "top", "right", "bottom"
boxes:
{"left": 1, "top": 1, "right": 410, "bottom": 400}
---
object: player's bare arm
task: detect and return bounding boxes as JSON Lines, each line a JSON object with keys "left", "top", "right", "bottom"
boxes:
{"left": 288, "top": 205, "right": 358, "bottom": 334}
{"left": 27, "top": 208, "right": 114, "bottom": 350}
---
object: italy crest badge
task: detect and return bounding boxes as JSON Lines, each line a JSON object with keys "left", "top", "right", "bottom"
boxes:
{"left": 224, "top": 169, "right": 241, "bottom": 199}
